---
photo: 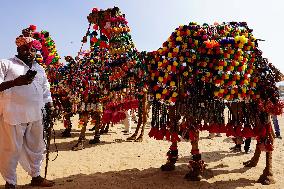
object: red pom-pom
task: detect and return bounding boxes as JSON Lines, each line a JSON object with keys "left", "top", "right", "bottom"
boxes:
{"left": 242, "top": 127, "right": 255, "bottom": 138}
{"left": 29, "top": 25, "right": 37, "bottom": 31}
{"left": 148, "top": 128, "right": 158, "bottom": 138}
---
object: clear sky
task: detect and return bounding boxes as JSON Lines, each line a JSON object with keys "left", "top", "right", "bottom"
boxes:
{"left": 0, "top": 0, "right": 283, "bottom": 73}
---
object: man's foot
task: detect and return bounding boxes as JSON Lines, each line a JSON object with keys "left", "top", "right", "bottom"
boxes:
{"left": 244, "top": 149, "right": 252, "bottom": 154}
{"left": 276, "top": 135, "right": 282, "bottom": 139}
{"left": 230, "top": 145, "right": 241, "bottom": 152}
{"left": 31, "top": 176, "right": 55, "bottom": 187}
{"left": 5, "top": 182, "right": 15, "bottom": 189}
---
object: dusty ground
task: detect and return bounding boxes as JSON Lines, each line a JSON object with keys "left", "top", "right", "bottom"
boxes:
{"left": 0, "top": 115, "right": 283, "bottom": 189}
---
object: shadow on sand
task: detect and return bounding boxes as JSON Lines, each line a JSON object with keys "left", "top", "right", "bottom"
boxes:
{"left": 4, "top": 164, "right": 260, "bottom": 189}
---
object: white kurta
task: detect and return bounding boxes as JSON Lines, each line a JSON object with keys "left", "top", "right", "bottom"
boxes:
{"left": 0, "top": 57, "right": 52, "bottom": 185}
{"left": 0, "top": 56, "right": 52, "bottom": 125}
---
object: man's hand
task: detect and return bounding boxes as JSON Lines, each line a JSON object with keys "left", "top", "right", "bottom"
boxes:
{"left": 13, "top": 74, "right": 34, "bottom": 86}
{"left": 45, "top": 102, "right": 56, "bottom": 119}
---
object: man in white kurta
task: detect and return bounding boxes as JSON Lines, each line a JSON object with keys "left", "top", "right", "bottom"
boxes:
{"left": 0, "top": 35, "right": 54, "bottom": 188}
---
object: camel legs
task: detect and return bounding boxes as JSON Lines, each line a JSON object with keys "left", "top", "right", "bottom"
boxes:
{"left": 258, "top": 122, "right": 275, "bottom": 185}
{"left": 61, "top": 113, "right": 73, "bottom": 137}
{"left": 244, "top": 119, "right": 275, "bottom": 185}
{"left": 257, "top": 151, "right": 275, "bottom": 185}
{"left": 243, "top": 145, "right": 261, "bottom": 167}
{"left": 72, "top": 112, "right": 89, "bottom": 151}
{"left": 127, "top": 94, "right": 147, "bottom": 141}
{"left": 71, "top": 122, "right": 87, "bottom": 151}
{"left": 161, "top": 141, "right": 178, "bottom": 171}
{"left": 185, "top": 130, "right": 205, "bottom": 181}
{"left": 89, "top": 111, "right": 101, "bottom": 144}
{"left": 135, "top": 95, "right": 148, "bottom": 142}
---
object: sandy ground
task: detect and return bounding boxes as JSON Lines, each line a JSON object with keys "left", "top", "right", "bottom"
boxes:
{"left": 0, "top": 115, "right": 283, "bottom": 189}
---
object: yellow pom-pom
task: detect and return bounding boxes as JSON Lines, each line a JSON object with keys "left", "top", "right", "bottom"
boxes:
{"left": 173, "top": 47, "right": 179, "bottom": 53}
{"left": 186, "top": 29, "right": 191, "bottom": 35}
{"left": 173, "top": 61, "right": 178, "bottom": 66}
{"left": 183, "top": 71, "right": 188, "bottom": 76}
{"left": 223, "top": 61, "right": 228, "bottom": 66}
{"left": 236, "top": 75, "right": 241, "bottom": 80}
{"left": 177, "top": 31, "right": 180, "bottom": 36}
{"left": 225, "top": 95, "right": 231, "bottom": 100}
{"left": 158, "top": 77, "right": 163, "bottom": 82}
{"left": 172, "top": 92, "right": 178, "bottom": 97}
{"left": 176, "top": 36, "right": 182, "bottom": 41}
{"left": 214, "top": 91, "right": 219, "bottom": 96}
{"left": 156, "top": 93, "right": 161, "bottom": 99}
{"left": 170, "top": 81, "right": 175, "bottom": 86}
{"left": 168, "top": 53, "right": 172, "bottom": 58}
{"left": 234, "top": 36, "right": 240, "bottom": 42}
{"left": 225, "top": 74, "right": 229, "bottom": 80}
{"left": 252, "top": 82, "right": 256, "bottom": 88}
{"left": 165, "top": 72, "right": 169, "bottom": 78}
{"left": 162, "top": 89, "right": 167, "bottom": 94}
{"left": 194, "top": 40, "right": 198, "bottom": 46}
{"left": 167, "top": 65, "right": 172, "bottom": 71}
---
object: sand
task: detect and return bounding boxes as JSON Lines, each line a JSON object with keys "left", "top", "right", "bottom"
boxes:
{"left": 0, "top": 115, "right": 283, "bottom": 189}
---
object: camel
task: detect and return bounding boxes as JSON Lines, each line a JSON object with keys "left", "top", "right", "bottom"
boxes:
{"left": 146, "top": 21, "right": 283, "bottom": 185}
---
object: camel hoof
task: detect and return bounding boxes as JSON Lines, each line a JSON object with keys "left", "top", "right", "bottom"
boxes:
{"left": 258, "top": 174, "right": 275, "bottom": 185}
{"left": 135, "top": 137, "right": 143, "bottom": 142}
{"left": 161, "top": 163, "right": 175, "bottom": 171}
{"left": 243, "top": 160, "right": 257, "bottom": 167}
{"left": 184, "top": 172, "right": 202, "bottom": 181}
{"left": 127, "top": 135, "right": 137, "bottom": 141}
{"left": 89, "top": 138, "right": 100, "bottom": 144}
{"left": 71, "top": 142, "right": 85, "bottom": 151}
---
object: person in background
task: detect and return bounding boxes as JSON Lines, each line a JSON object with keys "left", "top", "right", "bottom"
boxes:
{"left": 272, "top": 115, "right": 282, "bottom": 139}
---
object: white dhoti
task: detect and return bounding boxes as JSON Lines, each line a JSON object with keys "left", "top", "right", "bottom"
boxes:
{"left": 123, "top": 110, "right": 131, "bottom": 133}
{"left": 0, "top": 115, "right": 45, "bottom": 185}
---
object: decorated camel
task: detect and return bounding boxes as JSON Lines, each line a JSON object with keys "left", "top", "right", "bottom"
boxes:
{"left": 146, "top": 21, "right": 283, "bottom": 185}
{"left": 66, "top": 7, "right": 150, "bottom": 150}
